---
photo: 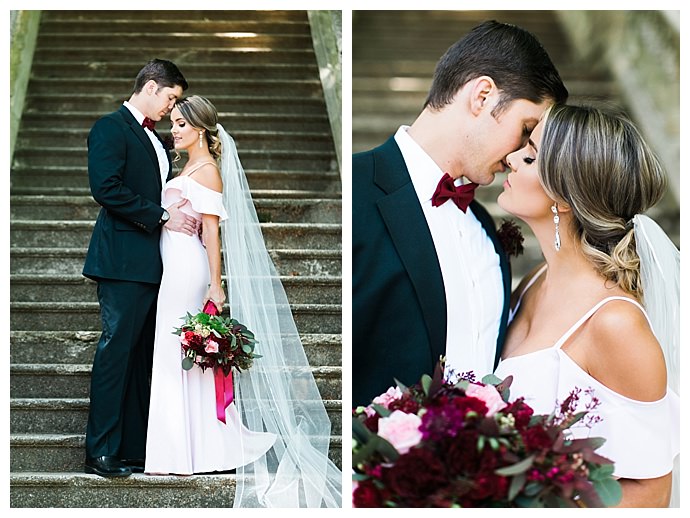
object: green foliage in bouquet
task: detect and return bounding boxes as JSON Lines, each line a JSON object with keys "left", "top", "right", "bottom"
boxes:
{"left": 173, "top": 309, "right": 260, "bottom": 376}
{"left": 352, "top": 364, "right": 622, "bottom": 508}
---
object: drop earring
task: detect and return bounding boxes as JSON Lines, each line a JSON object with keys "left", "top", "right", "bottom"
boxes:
{"left": 199, "top": 131, "right": 204, "bottom": 148}
{"left": 551, "top": 203, "right": 561, "bottom": 251}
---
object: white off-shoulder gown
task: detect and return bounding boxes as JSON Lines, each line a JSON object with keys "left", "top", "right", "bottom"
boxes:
{"left": 145, "top": 173, "right": 276, "bottom": 475}
{"left": 495, "top": 267, "right": 680, "bottom": 481}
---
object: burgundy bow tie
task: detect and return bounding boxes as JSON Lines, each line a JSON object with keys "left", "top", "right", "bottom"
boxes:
{"left": 142, "top": 117, "right": 156, "bottom": 131}
{"left": 431, "top": 173, "right": 477, "bottom": 212}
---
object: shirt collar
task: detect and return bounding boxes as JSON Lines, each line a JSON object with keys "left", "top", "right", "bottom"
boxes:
{"left": 123, "top": 101, "right": 145, "bottom": 126}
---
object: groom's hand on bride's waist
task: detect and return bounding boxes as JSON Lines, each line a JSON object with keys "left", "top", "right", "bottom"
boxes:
{"left": 164, "top": 199, "right": 199, "bottom": 236}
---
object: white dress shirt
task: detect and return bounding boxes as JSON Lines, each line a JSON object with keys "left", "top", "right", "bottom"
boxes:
{"left": 123, "top": 101, "right": 169, "bottom": 188}
{"left": 395, "top": 125, "right": 503, "bottom": 380}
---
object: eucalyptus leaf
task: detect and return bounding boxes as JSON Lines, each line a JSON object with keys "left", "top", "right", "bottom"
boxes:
{"left": 181, "top": 356, "right": 195, "bottom": 371}
{"left": 589, "top": 463, "right": 615, "bottom": 481}
{"left": 593, "top": 478, "right": 622, "bottom": 506}
{"left": 371, "top": 403, "right": 391, "bottom": 418}
{"left": 421, "top": 374, "right": 432, "bottom": 396}
{"left": 508, "top": 472, "right": 526, "bottom": 501}
{"left": 495, "top": 455, "right": 535, "bottom": 476}
{"left": 481, "top": 373, "right": 503, "bottom": 386}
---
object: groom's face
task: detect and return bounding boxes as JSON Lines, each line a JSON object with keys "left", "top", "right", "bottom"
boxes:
{"left": 147, "top": 82, "right": 184, "bottom": 122}
{"left": 464, "top": 97, "right": 550, "bottom": 186}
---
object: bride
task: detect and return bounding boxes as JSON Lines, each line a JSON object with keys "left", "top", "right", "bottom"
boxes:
{"left": 495, "top": 103, "right": 679, "bottom": 507}
{"left": 144, "top": 95, "right": 342, "bottom": 508}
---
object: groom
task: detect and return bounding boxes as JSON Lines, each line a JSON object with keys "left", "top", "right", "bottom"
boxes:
{"left": 352, "top": 21, "right": 568, "bottom": 406}
{"left": 82, "top": 59, "right": 197, "bottom": 477}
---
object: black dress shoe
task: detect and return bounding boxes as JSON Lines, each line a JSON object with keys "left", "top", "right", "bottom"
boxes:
{"left": 121, "top": 458, "right": 145, "bottom": 473}
{"left": 84, "top": 456, "right": 132, "bottom": 478}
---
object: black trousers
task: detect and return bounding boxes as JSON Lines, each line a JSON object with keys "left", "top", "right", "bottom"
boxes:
{"left": 85, "top": 279, "right": 158, "bottom": 459}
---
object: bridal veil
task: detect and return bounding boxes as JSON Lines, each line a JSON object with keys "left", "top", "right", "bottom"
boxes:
{"left": 216, "top": 124, "right": 342, "bottom": 507}
{"left": 634, "top": 214, "right": 680, "bottom": 508}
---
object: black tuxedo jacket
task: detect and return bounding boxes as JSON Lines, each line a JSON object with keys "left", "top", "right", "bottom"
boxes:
{"left": 352, "top": 136, "right": 511, "bottom": 406}
{"left": 83, "top": 105, "right": 172, "bottom": 284}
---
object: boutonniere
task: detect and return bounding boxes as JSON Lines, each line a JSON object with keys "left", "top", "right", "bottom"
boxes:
{"left": 496, "top": 219, "right": 524, "bottom": 258}
{"left": 162, "top": 135, "right": 174, "bottom": 151}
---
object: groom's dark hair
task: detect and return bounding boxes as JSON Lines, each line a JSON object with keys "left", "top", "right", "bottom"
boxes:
{"left": 132, "top": 58, "right": 189, "bottom": 94}
{"left": 425, "top": 20, "right": 568, "bottom": 116}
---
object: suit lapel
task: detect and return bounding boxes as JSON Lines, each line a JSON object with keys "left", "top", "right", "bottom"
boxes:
{"left": 118, "top": 106, "right": 163, "bottom": 190}
{"left": 374, "top": 137, "right": 447, "bottom": 366}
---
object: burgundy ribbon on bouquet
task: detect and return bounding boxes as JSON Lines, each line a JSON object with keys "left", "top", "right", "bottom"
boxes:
{"left": 214, "top": 368, "right": 234, "bottom": 424}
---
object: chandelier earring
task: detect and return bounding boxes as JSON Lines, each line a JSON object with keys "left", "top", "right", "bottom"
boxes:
{"left": 551, "top": 203, "right": 561, "bottom": 251}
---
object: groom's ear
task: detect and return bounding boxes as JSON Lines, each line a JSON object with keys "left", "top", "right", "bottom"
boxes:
{"left": 469, "top": 76, "right": 497, "bottom": 116}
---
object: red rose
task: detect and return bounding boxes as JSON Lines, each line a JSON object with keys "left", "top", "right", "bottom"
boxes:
{"left": 522, "top": 426, "right": 554, "bottom": 451}
{"left": 504, "top": 398, "right": 534, "bottom": 429}
{"left": 382, "top": 447, "right": 448, "bottom": 504}
{"left": 471, "top": 472, "right": 509, "bottom": 501}
{"left": 353, "top": 479, "right": 385, "bottom": 507}
{"left": 445, "top": 431, "right": 481, "bottom": 475}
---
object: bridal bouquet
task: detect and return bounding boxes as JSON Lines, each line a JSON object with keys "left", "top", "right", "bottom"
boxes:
{"left": 173, "top": 300, "right": 260, "bottom": 376}
{"left": 352, "top": 364, "right": 622, "bottom": 507}
{"left": 173, "top": 301, "right": 260, "bottom": 423}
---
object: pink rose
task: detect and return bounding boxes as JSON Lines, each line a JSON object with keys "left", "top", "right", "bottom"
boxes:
{"left": 377, "top": 410, "right": 422, "bottom": 455}
{"left": 373, "top": 386, "right": 403, "bottom": 408}
{"left": 205, "top": 339, "right": 219, "bottom": 354}
{"left": 465, "top": 383, "right": 507, "bottom": 417}
{"left": 364, "top": 386, "right": 404, "bottom": 417}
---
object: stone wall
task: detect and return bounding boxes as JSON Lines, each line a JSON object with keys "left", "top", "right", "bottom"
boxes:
{"left": 10, "top": 10, "right": 41, "bottom": 162}
{"left": 556, "top": 10, "right": 680, "bottom": 204}
{"left": 308, "top": 10, "right": 342, "bottom": 174}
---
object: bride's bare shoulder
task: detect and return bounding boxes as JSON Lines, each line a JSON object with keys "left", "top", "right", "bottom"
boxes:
{"left": 586, "top": 299, "right": 667, "bottom": 401}
{"left": 192, "top": 162, "right": 222, "bottom": 193}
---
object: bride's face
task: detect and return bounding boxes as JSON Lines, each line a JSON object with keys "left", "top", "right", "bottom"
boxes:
{"left": 169, "top": 107, "right": 199, "bottom": 151}
{"left": 497, "top": 119, "right": 553, "bottom": 221}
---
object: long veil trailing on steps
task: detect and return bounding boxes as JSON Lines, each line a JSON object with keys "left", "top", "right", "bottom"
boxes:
{"left": 217, "top": 124, "right": 342, "bottom": 508}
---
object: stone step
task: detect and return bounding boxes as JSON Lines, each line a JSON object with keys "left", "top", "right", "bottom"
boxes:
{"left": 10, "top": 330, "right": 341, "bottom": 368}
{"left": 10, "top": 472, "right": 239, "bottom": 507}
{"left": 10, "top": 247, "right": 342, "bottom": 277}
{"left": 32, "top": 62, "right": 319, "bottom": 81}
{"left": 24, "top": 94, "right": 330, "bottom": 117}
{"left": 39, "top": 20, "right": 310, "bottom": 36}
{"left": 12, "top": 144, "right": 335, "bottom": 170}
{"left": 10, "top": 221, "right": 342, "bottom": 250}
{"left": 31, "top": 47, "right": 317, "bottom": 67}
{"left": 10, "top": 195, "right": 342, "bottom": 224}
{"left": 28, "top": 77, "right": 323, "bottom": 98}
{"left": 36, "top": 32, "right": 314, "bottom": 51}
{"left": 42, "top": 9, "right": 308, "bottom": 22}
{"left": 19, "top": 110, "right": 330, "bottom": 132}
{"left": 10, "top": 363, "right": 342, "bottom": 401}
{"left": 10, "top": 167, "right": 341, "bottom": 193}
{"left": 17, "top": 128, "right": 334, "bottom": 152}
{"left": 10, "top": 397, "right": 342, "bottom": 436}
{"left": 10, "top": 301, "right": 342, "bottom": 335}
{"left": 10, "top": 274, "right": 342, "bottom": 305}
{"left": 10, "top": 434, "right": 341, "bottom": 473}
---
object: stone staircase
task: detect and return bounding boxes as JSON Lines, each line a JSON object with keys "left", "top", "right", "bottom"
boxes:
{"left": 10, "top": 10, "right": 341, "bottom": 507}
{"left": 353, "top": 10, "right": 679, "bottom": 284}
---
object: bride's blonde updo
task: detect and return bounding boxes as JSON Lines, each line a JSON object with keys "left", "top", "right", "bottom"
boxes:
{"left": 538, "top": 104, "right": 667, "bottom": 298}
{"left": 174, "top": 95, "right": 222, "bottom": 160}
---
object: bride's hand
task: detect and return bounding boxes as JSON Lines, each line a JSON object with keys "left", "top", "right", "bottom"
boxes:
{"left": 204, "top": 284, "right": 226, "bottom": 313}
